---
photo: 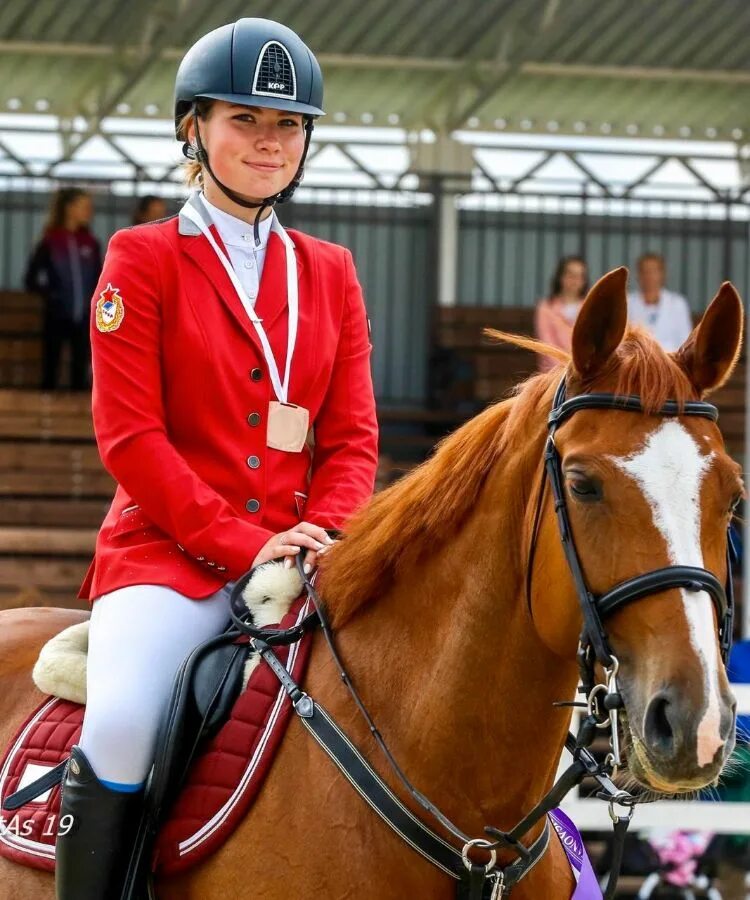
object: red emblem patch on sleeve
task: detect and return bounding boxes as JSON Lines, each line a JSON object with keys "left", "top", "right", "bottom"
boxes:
{"left": 95, "top": 283, "right": 125, "bottom": 333}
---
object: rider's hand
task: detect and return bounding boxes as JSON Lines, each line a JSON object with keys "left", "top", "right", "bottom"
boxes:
{"left": 251, "top": 521, "right": 334, "bottom": 574}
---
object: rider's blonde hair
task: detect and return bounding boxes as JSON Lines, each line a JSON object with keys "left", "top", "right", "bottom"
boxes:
{"left": 176, "top": 100, "right": 213, "bottom": 188}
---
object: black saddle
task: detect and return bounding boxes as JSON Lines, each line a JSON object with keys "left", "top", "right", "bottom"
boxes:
{"left": 121, "top": 620, "right": 249, "bottom": 897}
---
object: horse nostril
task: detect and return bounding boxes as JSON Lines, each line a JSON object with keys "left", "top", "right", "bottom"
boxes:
{"left": 644, "top": 693, "right": 675, "bottom": 757}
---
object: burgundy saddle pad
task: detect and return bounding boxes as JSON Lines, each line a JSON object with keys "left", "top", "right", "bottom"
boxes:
{"left": 0, "top": 595, "right": 313, "bottom": 876}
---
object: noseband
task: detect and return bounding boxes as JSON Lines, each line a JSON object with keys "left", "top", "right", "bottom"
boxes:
{"left": 529, "top": 377, "right": 735, "bottom": 739}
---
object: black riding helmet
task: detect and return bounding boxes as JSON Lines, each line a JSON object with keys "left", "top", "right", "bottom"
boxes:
{"left": 174, "top": 18, "right": 325, "bottom": 240}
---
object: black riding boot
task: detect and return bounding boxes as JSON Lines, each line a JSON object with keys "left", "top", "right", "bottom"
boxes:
{"left": 55, "top": 744, "right": 146, "bottom": 900}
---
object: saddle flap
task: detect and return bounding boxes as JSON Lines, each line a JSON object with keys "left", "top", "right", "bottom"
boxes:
{"left": 191, "top": 637, "right": 249, "bottom": 739}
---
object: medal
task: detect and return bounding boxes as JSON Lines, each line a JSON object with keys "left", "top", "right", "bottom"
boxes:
{"left": 267, "top": 401, "right": 309, "bottom": 453}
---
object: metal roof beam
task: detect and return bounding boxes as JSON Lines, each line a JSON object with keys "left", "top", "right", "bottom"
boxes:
{"left": 42, "top": 1, "right": 195, "bottom": 173}
{"left": 104, "top": 134, "right": 145, "bottom": 176}
{"left": 678, "top": 158, "right": 724, "bottom": 200}
{"left": 3, "top": 39, "right": 750, "bottom": 85}
{"left": 473, "top": 157, "right": 502, "bottom": 193}
{"left": 509, "top": 150, "right": 554, "bottom": 191}
{"left": 522, "top": 62, "right": 750, "bottom": 86}
{"left": 442, "top": 0, "right": 591, "bottom": 131}
{"left": 622, "top": 158, "right": 670, "bottom": 197}
{"left": 0, "top": 39, "right": 465, "bottom": 69}
{"left": 561, "top": 152, "right": 613, "bottom": 197}
{"left": 328, "top": 144, "right": 387, "bottom": 189}
{"left": 0, "top": 136, "right": 33, "bottom": 175}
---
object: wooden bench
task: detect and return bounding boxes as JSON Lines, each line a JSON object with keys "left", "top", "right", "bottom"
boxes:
{"left": 0, "top": 292, "right": 44, "bottom": 388}
{"left": 0, "top": 527, "right": 96, "bottom": 609}
{"left": 0, "top": 385, "right": 100, "bottom": 608}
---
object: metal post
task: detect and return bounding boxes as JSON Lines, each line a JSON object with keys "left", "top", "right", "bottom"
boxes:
{"left": 722, "top": 193, "right": 733, "bottom": 281}
{"left": 425, "top": 176, "right": 445, "bottom": 409}
{"left": 579, "top": 184, "right": 588, "bottom": 261}
{"left": 437, "top": 185, "right": 458, "bottom": 308}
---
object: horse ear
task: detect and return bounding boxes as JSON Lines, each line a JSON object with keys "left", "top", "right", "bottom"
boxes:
{"left": 571, "top": 267, "right": 628, "bottom": 379}
{"left": 675, "top": 282, "right": 743, "bottom": 396}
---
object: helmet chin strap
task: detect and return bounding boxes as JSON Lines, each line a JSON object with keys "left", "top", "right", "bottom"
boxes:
{"left": 190, "top": 106, "right": 314, "bottom": 245}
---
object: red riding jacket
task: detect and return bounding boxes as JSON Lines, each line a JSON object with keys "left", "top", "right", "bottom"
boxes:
{"left": 78, "top": 201, "right": 379, "bottom": 603}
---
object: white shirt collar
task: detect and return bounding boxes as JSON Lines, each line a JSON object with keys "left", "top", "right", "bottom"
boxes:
{"left": 632, "top": 289, "right": 667, "bottom": 306}
{"left": 200, "top": 192, "right": 275, "bottom": 250}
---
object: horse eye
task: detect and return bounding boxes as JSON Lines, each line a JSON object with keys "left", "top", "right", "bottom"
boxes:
{"left": 568, "top": 479, "right": 601, "bottom": 501}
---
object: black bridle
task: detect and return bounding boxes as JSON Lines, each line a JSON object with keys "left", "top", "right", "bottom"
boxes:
{"left": 529, "top": 377, "right": 735, "bottom": 711}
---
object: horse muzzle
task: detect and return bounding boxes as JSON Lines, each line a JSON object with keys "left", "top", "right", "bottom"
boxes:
{"left": 626, "top": 685, "right": 737, "bottom": 793}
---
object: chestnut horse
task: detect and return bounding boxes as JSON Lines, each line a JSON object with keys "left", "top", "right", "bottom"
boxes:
{"left": 0, "top": 269, "right": 742, "bottom": 899}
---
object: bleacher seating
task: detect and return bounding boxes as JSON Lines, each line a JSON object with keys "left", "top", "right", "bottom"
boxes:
{"left": 0, "top": 291, "right": 45, "bottom": 388}
{"left": 0, "top": 387, "right": 108, "bottom": 609}
{"left": 0, "top": 291, "right": 744, "bottom": 611}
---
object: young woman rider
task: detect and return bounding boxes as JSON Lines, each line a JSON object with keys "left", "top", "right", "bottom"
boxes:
{"left": 55, "top": 18, "right": 379, "bottom": 898}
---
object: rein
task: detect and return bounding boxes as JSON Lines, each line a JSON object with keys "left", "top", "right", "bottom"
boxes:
{"left": 229, "top": 376, "right": 736, "bottom": 899}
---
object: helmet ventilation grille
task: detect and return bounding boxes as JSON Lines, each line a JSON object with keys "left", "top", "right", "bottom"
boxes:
{"left": 252, "top": 41, "right": 297, "bottom": 101}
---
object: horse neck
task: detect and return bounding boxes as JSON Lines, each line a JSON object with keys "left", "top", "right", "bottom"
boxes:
{"left": 328, "top": 420, "right": 580, "bottom": 841}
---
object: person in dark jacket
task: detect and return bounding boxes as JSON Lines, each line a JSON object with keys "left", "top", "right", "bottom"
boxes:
{"left": 25, "top": 187, "right": 102, "bottom": 390}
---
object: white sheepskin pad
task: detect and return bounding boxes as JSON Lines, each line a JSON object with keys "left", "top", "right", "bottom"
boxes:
{"left": 241, "top": 561, "right": 303, "bottom": 689}
{"left": 32, "top": 620, "right": 89, "bottom": 704}
{"left": 31, "top": 562, "right": 304, "bottom": 703}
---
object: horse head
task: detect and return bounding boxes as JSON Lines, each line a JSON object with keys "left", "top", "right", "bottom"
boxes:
{"left": 530, "top": 267, "right": 743, "bottom": 794}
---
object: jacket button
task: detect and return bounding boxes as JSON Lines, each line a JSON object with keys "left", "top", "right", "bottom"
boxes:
{"left": 247, "top": 455, "right": 260, "bottom": 469}
{"left": 250, "top": 368, "right": 262, "bottom": 382}
{"left": 247, "top": 412, "right": 261, "bottom": 427}
{"left": 246, "top": 499, "right": 261, "bottom": 513}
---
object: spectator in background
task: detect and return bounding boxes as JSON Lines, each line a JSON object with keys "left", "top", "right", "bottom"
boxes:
{"left": 534, "top": 255, "right": 588, "bottom": 372}
{"left": 132, "top": 194, "right": 167, "bottom": 226}
{"left": 25, "top": 187, "right": 102, "bottom": 391}
{"left": 627, "top": 252, "right": 693, "bottom": 351}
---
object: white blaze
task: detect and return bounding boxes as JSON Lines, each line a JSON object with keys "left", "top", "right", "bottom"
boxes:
{"left": 611, "top": 420, "right": 722, "bottom": 767}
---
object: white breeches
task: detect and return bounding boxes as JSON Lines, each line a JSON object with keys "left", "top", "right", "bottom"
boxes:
{"left": 78, "top": 582, "right": 234, "bottom": 790}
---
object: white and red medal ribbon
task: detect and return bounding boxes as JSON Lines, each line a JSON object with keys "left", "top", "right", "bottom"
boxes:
{"left": 182, "top": 195, "right": 309, "bottom": 452}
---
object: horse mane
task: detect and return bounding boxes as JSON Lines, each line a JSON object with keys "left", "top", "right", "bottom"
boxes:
{"left": 320, "top": 324, "right": 696, "bottom": 625}
{"left": 487, "top": 325, "right": 696, "bottom": 412}
{"left": 319, "top": 376, "right": 552, "bottom": 626}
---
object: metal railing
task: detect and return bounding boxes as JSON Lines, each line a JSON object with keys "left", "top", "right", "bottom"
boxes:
{"left": 560, "top": 685, "right": 750, "bottom": 833}
{"left": 1, "top": 172, "right": 748, "bottom": 405}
